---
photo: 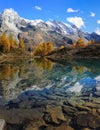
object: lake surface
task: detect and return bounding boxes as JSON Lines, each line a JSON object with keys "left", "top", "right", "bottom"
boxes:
{"left": 0, "top": 58, "right": 100, "bottom": 130}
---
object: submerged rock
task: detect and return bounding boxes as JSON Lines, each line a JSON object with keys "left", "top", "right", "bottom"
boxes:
{"left": 76, "top": 113, "right": 100, "bottom": 129}
{"left": 43, "top": 105, "right": 66, "bottom": 124}
{"left": 0, "top": 119, "right": 6, "bottom": 130}
{"left": 81, "top": 128, "right": 91, "bottom": 130}
{"left": 25, "top": 118, "right": 46, "bottom": 130}
{"left": 45, "top": 125, "right": 75, "bottom": 130}
{"left": 62, "top": 105, "right": 77, "bottom": 116}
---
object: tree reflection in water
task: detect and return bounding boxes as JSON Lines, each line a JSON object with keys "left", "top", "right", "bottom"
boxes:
{"left": 34, "top": 58, "right": 54, "bottom": 71}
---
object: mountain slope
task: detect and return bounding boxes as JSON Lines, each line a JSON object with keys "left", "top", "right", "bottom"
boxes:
{"left": 0, "top": 8, "right": 100, "bottom": 47}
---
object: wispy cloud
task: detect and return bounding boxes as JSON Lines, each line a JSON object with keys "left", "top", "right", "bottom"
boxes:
{"left": 95, "top": 27, "right": 100, "bottom": 35}
{"left": 97, "top": 20, "right": 100, "bottom": 24}
{"left": 67, "top": 8, "right": 79, "bottom": 13}
{"left": 90, "top": 12, "right": 95, "bottom": 17}
{"left": 35, "top": 6, "right": 42, "bottom": 10}
{"left": 67, "top": 16, "right": 84, "bottom": 28}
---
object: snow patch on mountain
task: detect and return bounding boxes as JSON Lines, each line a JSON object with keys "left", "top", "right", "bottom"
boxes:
{"left": 46, "top": 21, "right": 80, "bottom": 35}
{"left": 1, "top": 8, "right": 21, "bottom": 33}
{"left": 0, "top": 8, "right": 88, "bottom": 36}
{"left": 0, "top": 8, "right": 100, "bottom": 45}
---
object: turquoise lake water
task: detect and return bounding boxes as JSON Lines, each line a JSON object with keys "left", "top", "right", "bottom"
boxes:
{"left": 0, "top": 58, "right": 100, "bottom": 101}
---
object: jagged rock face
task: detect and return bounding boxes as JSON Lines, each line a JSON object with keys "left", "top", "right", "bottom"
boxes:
{"left": 0, "top": 8, "right": 100, "bottom": 47}
{"left": 0, "top": 9, "right": 21, "bottom": 38}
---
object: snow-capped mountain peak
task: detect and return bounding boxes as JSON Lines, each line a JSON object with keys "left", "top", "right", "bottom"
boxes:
{"left": 0, "top": 8, "right": 100, "bottom": 46}
{"left": 2, "top": 8, "right": 18, "bottom": 16}
{"left": 1, "top": 8, "right": 20, "bottom": 22}
{"left": 0, "top": 8, "right": 22, "bottom": 34}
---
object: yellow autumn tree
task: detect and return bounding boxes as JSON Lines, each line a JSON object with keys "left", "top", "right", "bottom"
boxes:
{"left": 34, "top": 42, "right": 54, "bottom": 56}
{"left": 0, "top": 33, "right": 10, "bottom": 52}
{"left": 40, "top": 42, "right": 47, "bottom": 56}
{"left": 34, "top": 43, "right": 45, "bottom": 56}
{"left": 9, "top": 33, "right": 14, "bottom": 49}
{"left": 19, "top": 37, "right": 25, "bottom": 51}
{"left": 9, "top": 33, "right": 18, "bottom": 50}
{"left": 88, "top": 39, "right": 94, "bottom": 45}
{"left": 46, "top": 42, "right": 54, "bottom": 54}
{"left": 75, "top": 38, "right": 85, "bottom": 47}
{"left": 59, "top": 45, "right": 65, "bottom": 50}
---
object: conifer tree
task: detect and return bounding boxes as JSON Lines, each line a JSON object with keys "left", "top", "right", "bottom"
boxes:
{"left": 19, "top": 37, "right": 25, "bottom": 51}
{"left": 9, "top": 33, "right": 14, "bottom": 49}
{"left": 34, "top": 42, "right": 54, "bottom": 56}
{"left": 46, "top": 42, "right": 54, "bottom": 54}
{"left": 0, "top": 33, "right": 10, "bottom": 52}
{"left": 75, "top": 38, "right": 85, "bottom": 47}
{"left": 88, "top": 39, "right": 94, "bottom": 45}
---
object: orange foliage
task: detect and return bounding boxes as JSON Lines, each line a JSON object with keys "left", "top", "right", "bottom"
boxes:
{"left": 88, "top": 39, "right": 94, "bottom": 45}
{"left": 9, "top": 33, "right": 18, "bottom": 50}
{"left": 0, "top": 33, "right": 10, "bottom": 52}
{"left": 19, "top": 37, "right": 25, "bottom": 51}
{"left": 34, "top": 42, "right": 54, "bottom": 56}
{"left": 75, "top": 38, "right": 85, "bottom": 47}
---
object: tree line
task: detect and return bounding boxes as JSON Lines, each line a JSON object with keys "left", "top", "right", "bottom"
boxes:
{"left": 34, "top": 42, "right": 54, "bottom": 56}
{"left": 73, "top": 38, "right": 94, "bottom": 48}
{"left": 0, "top": 32, "right": 95, "bottom": 56}
{"left": 0, "top": 32, "right": 25, "bottom": 53}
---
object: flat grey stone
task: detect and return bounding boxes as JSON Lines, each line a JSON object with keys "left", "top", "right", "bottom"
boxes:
{"left": 0, "top": 119, "right": 6, "bottom": 130}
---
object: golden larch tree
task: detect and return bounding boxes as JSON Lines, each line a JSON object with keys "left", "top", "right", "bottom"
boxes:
{"left": 0, "top": 33, "right": 10, "bottom": 52}
{"left": 75, "top": 38, "right": 85, "bottom": 47}
{"left": 88, "top": 39, "right": 94, "bottom": 45}
{"left": 19, "top": 37, "right": 25, "bottom": 51}
{"left": 9, "top": 33, "right": 18, "bottom": 50}
{"left": 46, "top": 42, "right": 54, "bottom": 54}
{"left": 34, "top": 42, "right": 54, "bottom": 56}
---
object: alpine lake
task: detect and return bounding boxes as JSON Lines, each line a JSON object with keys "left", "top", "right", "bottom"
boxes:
{"left": 0, "top": 58, "right": 100, "bottom": 130}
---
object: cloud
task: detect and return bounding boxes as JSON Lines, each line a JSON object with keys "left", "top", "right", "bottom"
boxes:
{"left": 90, "top": 12, "right": 95, "bottom": 17}
{"left": 67, "top": 16, "right": 84, "bottom": 28}
{"left": 35, "top": 6, "right": 42, "bottom": 10}
{"left": 67, "top": 8, "right": 78, "bottom": 13}
{"left": 97, "top": 20, "right": 100, "bottom": 24}
{"left": 95, "top": 27, "right": 100, "bottom": 35}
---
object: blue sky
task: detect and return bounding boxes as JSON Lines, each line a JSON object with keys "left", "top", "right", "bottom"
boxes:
{"left": 0, "top": 0, "right": 100, "bottom": 34}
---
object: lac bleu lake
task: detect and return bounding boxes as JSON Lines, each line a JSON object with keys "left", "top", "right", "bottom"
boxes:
{"left": 0, "top": 58, "right": 100, "bottom": 130}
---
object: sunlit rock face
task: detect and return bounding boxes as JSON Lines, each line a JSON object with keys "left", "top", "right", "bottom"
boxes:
{"left": 0, "top": 9, "right": 21, "bottom": 39}
{"left": 1, "top": 9, "right": 100, "bottom": 47}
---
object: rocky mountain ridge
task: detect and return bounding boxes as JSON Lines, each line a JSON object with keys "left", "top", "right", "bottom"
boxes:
{"left": 0, "top": 8, "right": 100, "bottom": 47}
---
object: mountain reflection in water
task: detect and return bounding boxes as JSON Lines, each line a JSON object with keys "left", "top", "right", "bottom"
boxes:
{"left": 0, "top": 58, "right": 100, "bottom": 130}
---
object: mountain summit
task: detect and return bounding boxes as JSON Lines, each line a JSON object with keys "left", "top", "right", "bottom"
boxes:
{"left": 0, "top": 8, "right": 22, "bottom": 39}
{"left": 0, "top": 8, "right": 100, "bottom": 47}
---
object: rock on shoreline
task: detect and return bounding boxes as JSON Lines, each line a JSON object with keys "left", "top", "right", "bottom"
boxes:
{"left": 0, "top": 119, "right": 6, "bottom": 130}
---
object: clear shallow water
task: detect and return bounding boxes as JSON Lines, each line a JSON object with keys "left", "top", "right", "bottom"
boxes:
{"left": 0, "top": 58, "right": 100, "bottom": 130}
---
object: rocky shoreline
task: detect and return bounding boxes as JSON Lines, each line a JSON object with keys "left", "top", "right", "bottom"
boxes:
{"left": 0, "top": 91, "right": 100, "bottom": 130}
